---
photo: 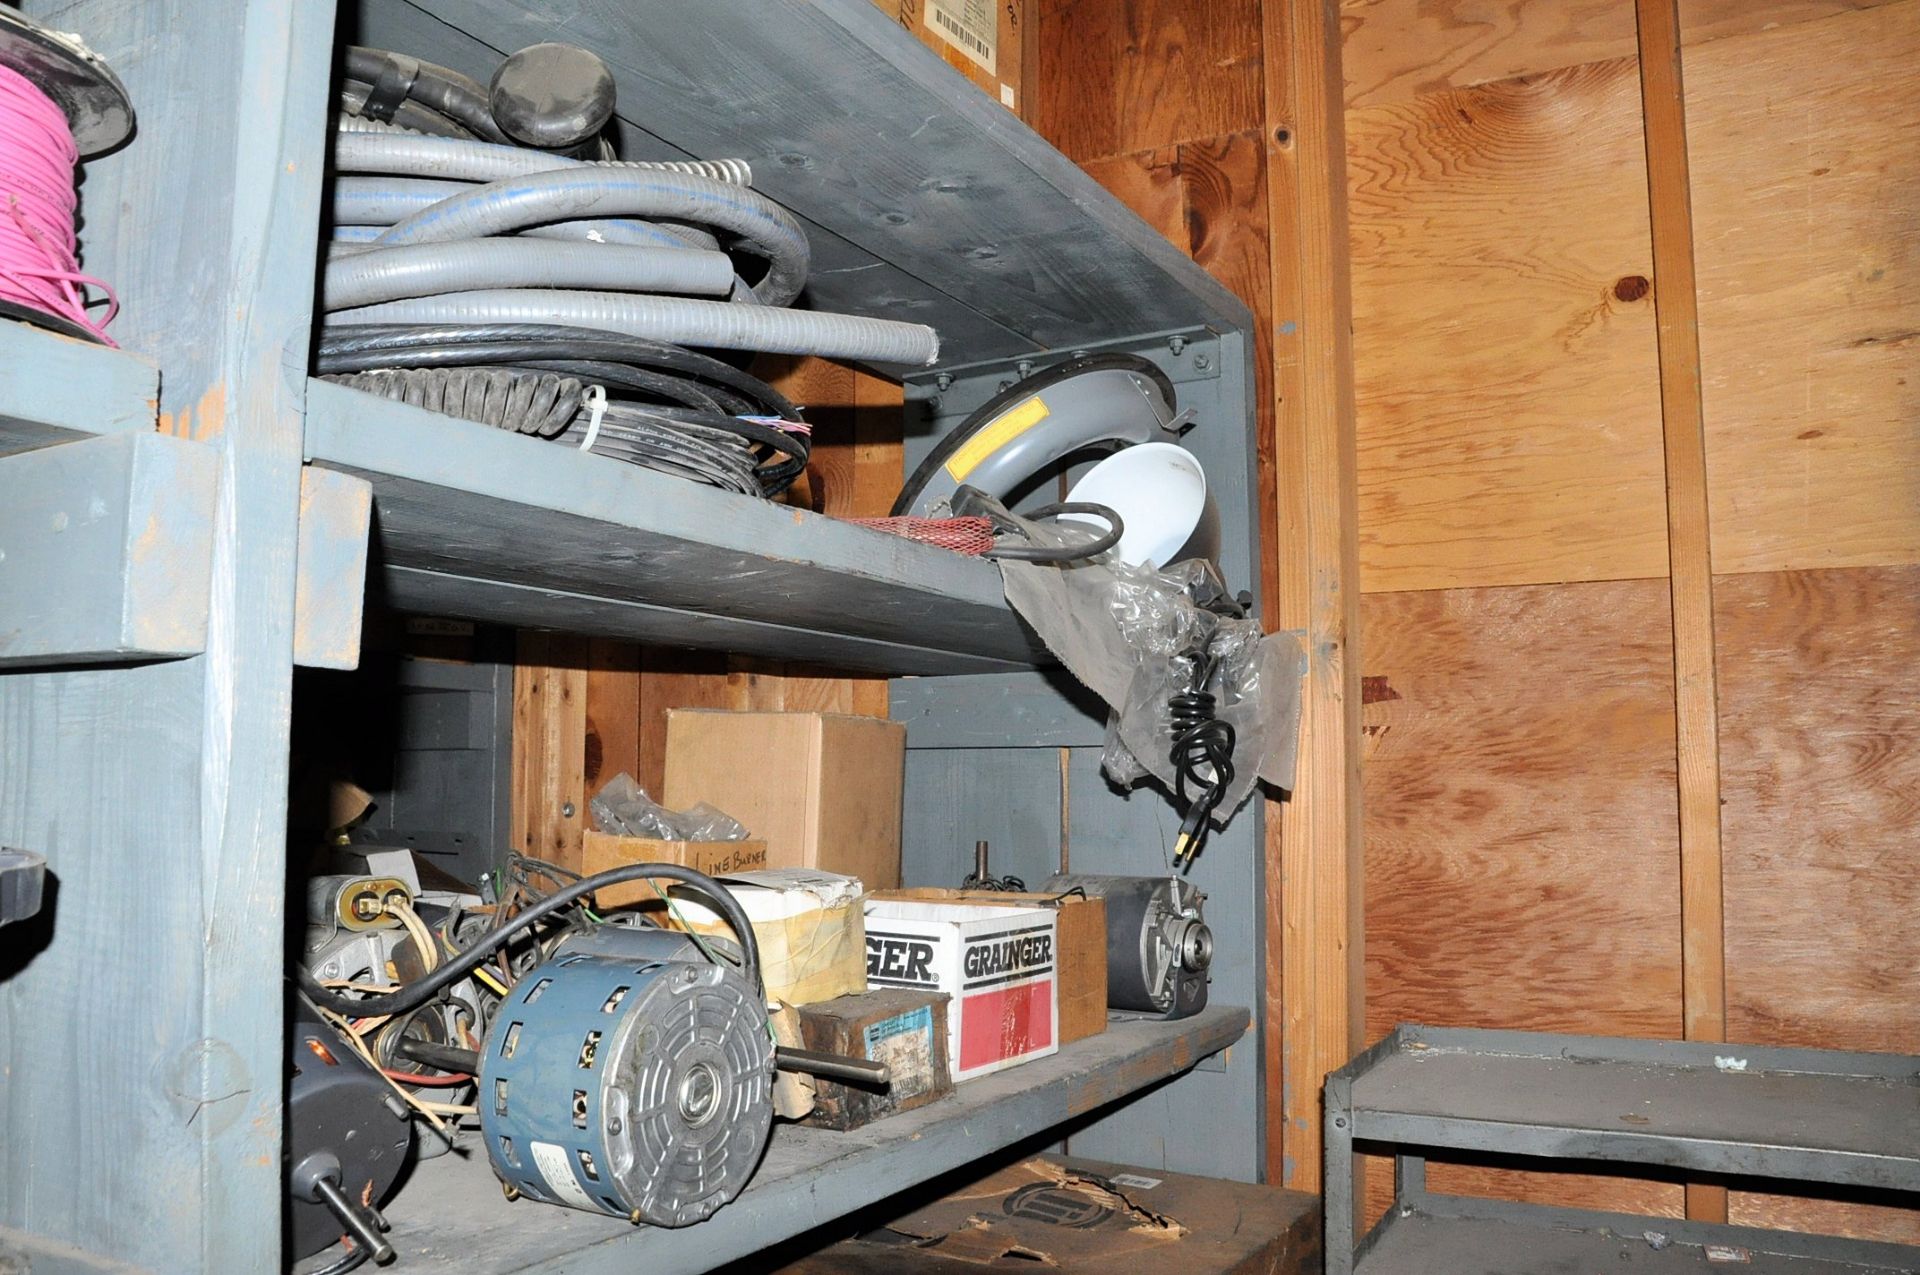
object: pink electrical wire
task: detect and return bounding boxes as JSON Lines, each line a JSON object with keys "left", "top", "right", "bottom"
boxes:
{"left": 0, "top": 63, "right": 117, "bottom": 345}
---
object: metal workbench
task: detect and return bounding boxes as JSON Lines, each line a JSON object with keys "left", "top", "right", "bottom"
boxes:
{"left": 1325, "top": 1025, "right": 1920, "bottom": 1274}
{"left": 0, "top": 1, "right": 1266, "bottom": 1270}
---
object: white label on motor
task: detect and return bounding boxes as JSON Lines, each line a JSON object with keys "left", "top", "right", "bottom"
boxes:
{"left": 925, "top": 0, "right": 997, "bottom": 73}
{"left": 530, "top": 1140, "right": 597, "bottom": 1211}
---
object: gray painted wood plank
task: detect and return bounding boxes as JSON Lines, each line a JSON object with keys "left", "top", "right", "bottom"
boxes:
{"left": 350, "top": 0, "right": 1035, "bottom": 375}
{"left": 378, "top": 1007, "right": 1249, "bottom": 1274}
{"left": 396, "top": 0, "right": 1250, "bottom": 364}
{"left": 0, "top": 323, "right": 158, "bottom": 458}
{"left": 305, "top": 378, "right": 1046, "bottom": 673}
{"left": 0, "top": 431, "right": 216, "bottom": 666}
{"left": 901, "top": 746, "right": 1066, "bottom": 888}
{"left": 0, "top": 0, "right": 335, "bottom": 1269}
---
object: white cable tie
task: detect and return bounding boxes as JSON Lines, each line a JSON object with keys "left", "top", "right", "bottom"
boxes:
{"left": 579, "top": 384, "right": 608, "bottom": 452}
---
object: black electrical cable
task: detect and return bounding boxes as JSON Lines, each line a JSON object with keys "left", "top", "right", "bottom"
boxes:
{"left": 342, "top": 47, "right": 509, "bottom": 143}
{"left": 315, "top": 323, "right": 811, "bottom": 496}
{"left": 295, "top": 862, "right": 764, "bottom": 1017}
{"left": 1168, "top": 649, "right": 1236, "bottom": 871}
{"left": 988, "top": 501, "right": 1124, "bottom": 563}
{"left": 307, "top": 1240, "right": 372, "bottom": 1275}
{"left": 317, "top": 324, "right": 801, "bottom": 419}
{"left": 950, "top": 486, "right": 1126, "bottom": 563}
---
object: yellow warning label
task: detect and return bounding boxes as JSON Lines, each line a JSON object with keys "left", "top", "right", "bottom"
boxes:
{"left": 944, "top": 396, "right": 1050, "bottom": 483}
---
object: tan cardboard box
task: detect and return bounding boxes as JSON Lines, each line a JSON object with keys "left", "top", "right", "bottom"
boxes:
{"left": 668, "top": 867, "right": 868, "bottom": 1005}
{"left": 580, "top": 831, "right": 769, "bottom": 909}
{"left": 664, "top": 710, "right": 905, "bottom": 891}
{"left": 875, "top": 888, "right": 1106, "bottom": 1044}
{"left": 871, "top": 0, "right": 1024, "bottom": 114}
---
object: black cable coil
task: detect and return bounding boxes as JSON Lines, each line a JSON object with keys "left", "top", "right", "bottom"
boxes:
{"left": 317, "top": 322, "right": 811, "bottom": 497}
{"left": 1169, "top": 650, "right": 1236, "bottom": 870}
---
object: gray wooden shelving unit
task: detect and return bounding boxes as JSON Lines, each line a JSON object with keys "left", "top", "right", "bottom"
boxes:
{"left": 1325, "top": 1025, "right": 1920, "bottom": 1274}
{"left": 0, "top": 1, "right": 1267, "bottom": 1272}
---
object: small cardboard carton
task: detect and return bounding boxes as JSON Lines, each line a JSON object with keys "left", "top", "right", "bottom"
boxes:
{"left": 874, "top": 888, "right": 1106, "bottom": 1044}
{"left": 580, "top": 831, "right": 769, "bottom": 909}
{"left": 667, "top": 867, "right": 867, "bottom": 1005}
{"left": 664, "top": 710, "right": 905, "bottom": 890}
{"left": 864, "top": 897, "right": 1058, "bottom": 1082}
{"left": 797, "top": 987, "right": 953, "bottom": 1130}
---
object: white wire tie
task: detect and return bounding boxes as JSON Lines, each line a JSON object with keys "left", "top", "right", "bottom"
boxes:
{"left": 579, "top": 384, "right": 608, "bottom": 452}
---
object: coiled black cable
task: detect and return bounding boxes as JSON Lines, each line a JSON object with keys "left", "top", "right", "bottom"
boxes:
{"left": 1169, "top": 650, "right": 1236, "bottom": 870}
{"left": 294, "top": 862, "right": 764, "bottom": 1017}
{"left": 316, "top": 323, "right": 810, "bottom": 496}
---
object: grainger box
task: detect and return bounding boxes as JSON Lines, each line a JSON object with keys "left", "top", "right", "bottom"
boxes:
{"left": 864, "top": 898, "right": 1057, "bottom": 1082}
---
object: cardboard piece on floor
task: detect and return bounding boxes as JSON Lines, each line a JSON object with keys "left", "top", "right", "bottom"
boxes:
{"left": 772, "top": 1155, "right": 1321, "bottom": 1274}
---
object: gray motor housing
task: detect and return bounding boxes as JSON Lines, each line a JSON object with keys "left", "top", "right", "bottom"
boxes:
{"left": 893, "top": 354, "right": 1180, "bottom": 518}
{"left": 480, "top": 926, "right": 773, "bottom": 1226}
{"left": 1041, "top": 874, "right": 1212, "bottom": 1019}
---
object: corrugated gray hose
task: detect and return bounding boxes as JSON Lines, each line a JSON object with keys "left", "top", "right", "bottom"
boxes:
{"left": 326, "top": 131, "right": 940, "bottom": 365}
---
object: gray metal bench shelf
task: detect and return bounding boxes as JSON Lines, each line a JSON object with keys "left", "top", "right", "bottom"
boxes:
{"left": 1326, "top": 1025, "right": 1920, "bottom": 1274}
{"left": 373, "top": 1006, "right": 1250, "bottom": 1275}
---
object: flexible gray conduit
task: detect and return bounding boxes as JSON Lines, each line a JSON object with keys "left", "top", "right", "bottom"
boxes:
{"left": 374, "top": 167, "right": 810, "bottom": 307}
{"left": 331, "top": 177, "right": 719, "bottom": 252}
{"left": 334, "top": 130, "right": 754, "bottom": 188}
{"left": 335, "top": 290, "right": 940, "bottom": 365}
{"left": 322, "top": 240, "right": 736, "bottom": 309}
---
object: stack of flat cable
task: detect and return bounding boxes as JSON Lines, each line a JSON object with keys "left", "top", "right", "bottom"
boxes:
{"left": 319, "top": 44, "right": 938, "bottom": 499}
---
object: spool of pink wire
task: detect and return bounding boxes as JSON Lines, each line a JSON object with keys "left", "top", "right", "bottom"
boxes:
{"left": 0, "top": 62, "right": 117, "bottom": 344}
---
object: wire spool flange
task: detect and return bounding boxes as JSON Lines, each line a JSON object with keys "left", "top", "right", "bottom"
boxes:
{"left": 0, "top": 9, "right": 133, "bottom": 157}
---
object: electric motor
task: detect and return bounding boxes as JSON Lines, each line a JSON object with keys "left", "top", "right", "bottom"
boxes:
{"left": 480, "top": 926, "right": 774, "bottom": 1226}
{"left": 1041, "top": 874, "right": 1212, "bottom": 1018}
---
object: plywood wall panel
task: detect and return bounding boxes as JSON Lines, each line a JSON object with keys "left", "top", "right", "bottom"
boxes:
{"left": 1359, "top": 577, "right": 1686, "bottom": 1217}
{"left": 1031, "top": 0, "right": 1265, "bottom": 161}
{"left": 1348, "top": 58, "right": 1669, "bottom": 593}
{"left": 1340, "top": 0, "right": 1900, "bottom": 108}
{"left": 1715, "top": 564, "right": 1920, "bottom": 1241}
{"left": 1689, "top": 2, "right": 1920, "bottom": 576}
{"left": 1361, "top": 579, "right": 1685, "bottom": 1036}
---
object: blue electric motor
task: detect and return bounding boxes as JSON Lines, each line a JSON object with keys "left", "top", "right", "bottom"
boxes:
{"left": 479, "top": 926, "right": 773, "bottom": 1226}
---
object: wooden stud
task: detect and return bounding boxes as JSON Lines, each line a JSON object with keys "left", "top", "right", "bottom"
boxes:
{"left": 1263, "top": 0, "right": 1364, "bottom": 1193}
{"left": 1635, "top": 0, "right": 1727, "bottom": 1225}
{"left": 510, "top": 632, "right": 590, "bottom": 871}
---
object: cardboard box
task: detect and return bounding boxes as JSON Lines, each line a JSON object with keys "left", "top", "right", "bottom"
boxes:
{"left": 871, "top": 0, "right": 1024, "bottom": 114}
{"left": 664, "top": 710, "right": 905, "bottom": 891}
{"left": 580, "top": 831, "right": 769, "bottom": 909}
{"left": 772, "top": 1156, "right": 1322, "bottom": 1275}
{"left": 668, "top": 868, "right": 867, "bottom": 1004}
{"left": 863, "top": 898, "right": 1057, "bottom": 1081}
{"left": 797, "top": 988, "right": 953, "bottom": 1130}
{"left": 875, "top": 889, "right": 1106, "bottom": 1044}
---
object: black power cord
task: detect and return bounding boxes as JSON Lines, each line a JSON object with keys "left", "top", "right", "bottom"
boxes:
{"left": 1168, "top": 647, "right": 1236, "bottom": 871}
{"left": 294, "top": 862, "right": 764, "bottom": 1017}
{"left": 949, "top": 485, "right": 1125, "bottom": 563}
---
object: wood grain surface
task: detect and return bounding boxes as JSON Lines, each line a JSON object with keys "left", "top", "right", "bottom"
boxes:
{"left": 1689, "top": 1, "right": 1920, "bottom": 576}
{"left": 1716, "top": 565, "right": 1920, "bottom": 1241}
{"left": 1347, "top": 55, "right": 1669, "bottom": 593}
{"left": 1340, "top": 0, "right": 1903, "bottom": 108}
{"left": 1264, "top": 0, "right": 1366, "bottom": 1192}
{"left": 1030, "top": 0, "right": 1266, "bottom": 161}
{"left": 1358, "top": 578, "right": 1686, "bottom": 1218}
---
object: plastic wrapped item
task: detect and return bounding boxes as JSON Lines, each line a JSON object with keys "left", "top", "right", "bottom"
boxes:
{"left": 989, "top": 506, "right": 1304, "bottom": 823}
{"left": 588, "top": 772, "right": 748, "bottom": 841}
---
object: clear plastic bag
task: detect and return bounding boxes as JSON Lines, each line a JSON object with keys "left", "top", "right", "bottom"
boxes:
{"left": 589, "top": 772, "right": 749, "bottom": 841}
{"left": 990, "top": 508, "right": 1303, "bottom": 820}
